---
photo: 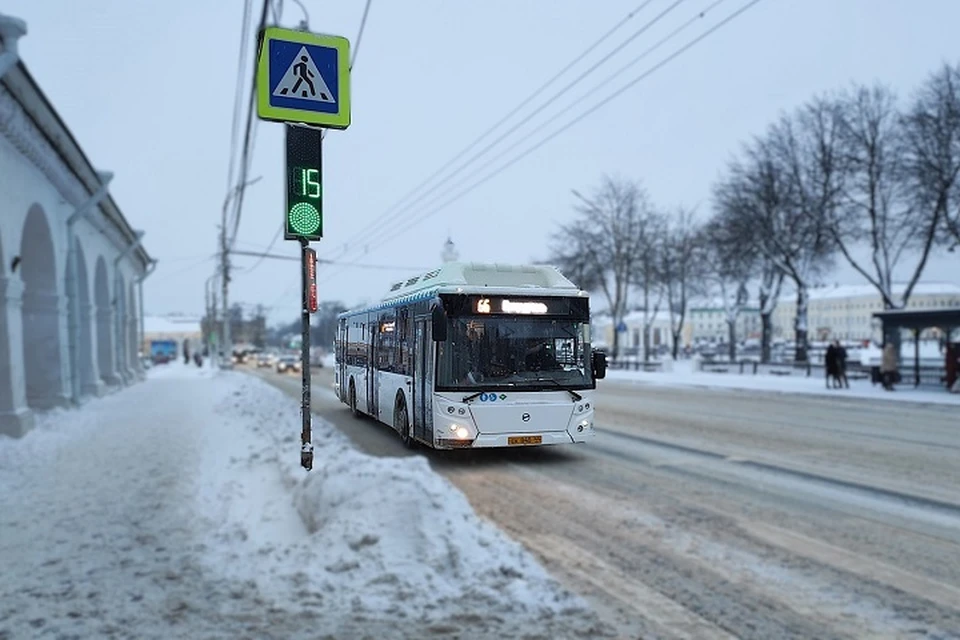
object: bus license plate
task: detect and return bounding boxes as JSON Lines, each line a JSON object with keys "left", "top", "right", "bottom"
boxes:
{"left": 508, "top": 435, "right": 542, "bottom": 446}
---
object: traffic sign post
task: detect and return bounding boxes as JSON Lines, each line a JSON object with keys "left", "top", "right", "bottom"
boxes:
{"left": 255, "top": 25, "right": 352, "bottom": 472}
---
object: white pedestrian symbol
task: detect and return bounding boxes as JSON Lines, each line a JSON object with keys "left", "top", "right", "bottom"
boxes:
{"left": 273, "top": 46, "right": 335, "bottom": 104}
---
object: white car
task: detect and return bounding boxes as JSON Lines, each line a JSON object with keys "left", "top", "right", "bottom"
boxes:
{"left": 276, "top": 354, "right": 301, "bottom": 374}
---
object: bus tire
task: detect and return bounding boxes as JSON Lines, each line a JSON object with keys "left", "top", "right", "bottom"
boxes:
{"left": 349, "top": 380, "right": 361, "bottom": 418}
{"left": 395, "top": 396, "right": 414, "bottom": 449}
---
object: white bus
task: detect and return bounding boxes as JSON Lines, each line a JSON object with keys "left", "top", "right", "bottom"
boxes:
{"left": 334, "top": 262, "right": 607, "bottom": 449}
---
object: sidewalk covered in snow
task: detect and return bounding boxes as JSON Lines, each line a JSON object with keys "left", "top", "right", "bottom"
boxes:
{"left": 0, "top": 364, "right": 603, "bottom": 639}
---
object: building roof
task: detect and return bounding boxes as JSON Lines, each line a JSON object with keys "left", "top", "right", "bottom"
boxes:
{"left": 0, "top": 15, "right": 152, "bottom": 271}
{"left": 872, "top": 307, "right": 960, "bottom": 330}
{"left": 781, "top": 282, "right": 960, "bottom": 303}
{"left": 143, "top": 315, "right": 201, "bottom": 335}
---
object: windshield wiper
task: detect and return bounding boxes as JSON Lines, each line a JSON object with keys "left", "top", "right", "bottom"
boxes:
{"left": 537, "top": 377, "right": 582, "bottom": 402}
{"left": 462, "top": 391, "right": 484, "bottom": 403}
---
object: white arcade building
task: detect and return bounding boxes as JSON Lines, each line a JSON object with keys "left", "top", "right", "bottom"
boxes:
{"left": 0, "top": 14, "right": 154, "bottom": 437}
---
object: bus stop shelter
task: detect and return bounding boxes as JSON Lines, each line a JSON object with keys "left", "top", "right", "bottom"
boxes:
{"left": 872, "top": 307, "right": 960, "bottom": 389}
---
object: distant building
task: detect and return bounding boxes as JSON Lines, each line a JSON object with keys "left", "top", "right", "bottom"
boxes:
{"left": 143, "top": 315, "right": 201, "bottom": 359}
{"left": 772, "top": 282, "right": 960, "bottom": 343}
{"left": 1, "top": 13, "right": 153, "bottom": 437}
{"left": 684, "top": 301, "right": 761, "bottom": 344}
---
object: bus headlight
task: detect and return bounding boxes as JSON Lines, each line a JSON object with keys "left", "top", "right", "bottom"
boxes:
{"left": 577, "top": 420, "right": 592, "bottom": 432}
{"left": 448, "top": 424, "right": 470, "bottom": 439}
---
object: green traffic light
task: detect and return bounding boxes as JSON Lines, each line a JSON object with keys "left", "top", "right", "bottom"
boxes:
{"left": 288, "top": 202, "right": 321, "bottom": 235}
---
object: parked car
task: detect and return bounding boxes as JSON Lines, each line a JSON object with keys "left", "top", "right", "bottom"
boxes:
{"left": 276, "top": 354, "right": 301, "bottom": 374}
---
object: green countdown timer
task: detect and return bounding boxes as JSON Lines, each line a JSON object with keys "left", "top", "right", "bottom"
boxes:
{"left": 285, "top": 126, "right": 323, "bottom": 241}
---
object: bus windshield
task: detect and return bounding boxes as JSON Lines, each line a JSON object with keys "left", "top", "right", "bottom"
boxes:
{"left": 436, "top": 316, "right": 593, "bottom": 390}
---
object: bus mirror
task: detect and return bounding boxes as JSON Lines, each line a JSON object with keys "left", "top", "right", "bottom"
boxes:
{"left": 592, "top": 351, "right": 607, "bottom": 379}
{"left": 432, "top": 306, "right": 448, "bottom": 342}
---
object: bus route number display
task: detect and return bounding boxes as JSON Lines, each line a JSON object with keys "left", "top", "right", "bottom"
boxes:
{"left": 285, "top": 125, "right": 323, "bottom": 241}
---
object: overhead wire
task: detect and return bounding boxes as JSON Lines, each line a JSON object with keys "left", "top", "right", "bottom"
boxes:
{"left": 227, "top": 0, "right": 271, "bottom": 248}
{"left": 319, "top": 0, "right": 764, "bottom": 283}
{"left": 325, "top": 0, "right": 664, "bottom": 258}
{"left": 321, "top": 0, "right": 374, "bottom": 141}
{"left": 226, "top": 0, "right": 254, "bottom": 196}
{"left": 357, "top": 0, "right": 729, "bottom": 252}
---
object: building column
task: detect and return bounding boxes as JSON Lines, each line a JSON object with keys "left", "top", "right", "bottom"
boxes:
{"left": 21, "top": 289, "right": 71, "bottom": 409}
{"left": 98, "top": 305, "right": 122, "bottom": 386}
{"left": 0, "top": 275, "right": 34, "bottom": 437}
{"left": 80, "top": 300, "right": 105, "bottom": 397}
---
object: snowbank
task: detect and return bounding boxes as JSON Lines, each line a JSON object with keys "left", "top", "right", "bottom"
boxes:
{"left": 607, "top": 359, "right": 960, "bottom": 406}
{"left": 0, "top": 359, "right": 601, "bottom": 638}
{"left": 205, "top": 373, "right": 601, "bottom": 636}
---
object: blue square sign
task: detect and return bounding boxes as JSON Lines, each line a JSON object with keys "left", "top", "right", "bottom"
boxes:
{"left": 257, "top": 27, "right": 351, "bottom": 128}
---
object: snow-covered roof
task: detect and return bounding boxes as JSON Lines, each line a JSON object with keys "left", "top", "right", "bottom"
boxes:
{"left": 780, "top": 282, "right": 960, "bottom": 302}
{"left": 143, "top": 315, "right": 202, "bottom": 335}
{"left": 382, "top": 262, "right": 579, "bottom": 301}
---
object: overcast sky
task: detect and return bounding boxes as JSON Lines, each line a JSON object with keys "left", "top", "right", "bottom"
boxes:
{"left": 5, "top": 0, "right": 960, "bottom": 325}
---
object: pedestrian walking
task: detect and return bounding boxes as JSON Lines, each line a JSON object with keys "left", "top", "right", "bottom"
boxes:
{"left": 834, "top": 340, "right": 849, "bottom": 389}
{"left": 881, "top": 342, "right": 898, "bottom": 391}
{"left": 825, "top": 342, "right": 839, "bottom": 389}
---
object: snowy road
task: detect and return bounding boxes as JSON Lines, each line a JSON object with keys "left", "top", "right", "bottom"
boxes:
{"left": 256, "top": 367, "right": 960, "bottom": 640}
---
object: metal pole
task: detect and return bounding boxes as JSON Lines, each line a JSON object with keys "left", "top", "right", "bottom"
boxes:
{"left": 220, "top": 216, "right": 232, "bottom": 369}
{"left": 300, "top": 237, "right": 313, "bottom": 470}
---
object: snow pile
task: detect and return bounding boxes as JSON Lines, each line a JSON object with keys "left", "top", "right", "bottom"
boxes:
{"left": 0, "top": 362, "right": 603, "bottom": 639}
{"left": 607, "top": 359, "right": 960, "bottom": 405}
{"left": 204, "top": 374, "right": 603, "bottom": 637}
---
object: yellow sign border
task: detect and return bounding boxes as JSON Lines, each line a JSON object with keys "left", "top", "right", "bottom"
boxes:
{"left": 256, "top": 26, "right": 351, "bottom": 129}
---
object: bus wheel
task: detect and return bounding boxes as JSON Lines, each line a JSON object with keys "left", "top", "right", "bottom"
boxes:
{"left": 395, "top": 398, "right": 414, "bottom": 449}
{"left": 349, "top": 381, "right": 360, "bottom": 418}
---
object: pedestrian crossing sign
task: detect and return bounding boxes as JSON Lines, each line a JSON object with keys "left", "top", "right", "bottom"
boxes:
{"left": 257, "top": 27, "right": 351, "bottom": 129}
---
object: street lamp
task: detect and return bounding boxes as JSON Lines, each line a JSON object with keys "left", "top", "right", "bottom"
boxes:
{"left": 220, "top": 175, "right": 263, "bottom": 369}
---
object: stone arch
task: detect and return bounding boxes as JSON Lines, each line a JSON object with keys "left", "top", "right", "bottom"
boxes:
{"left": 20, "top": 204, "right": 66, "bottom": 409}
{"left": 94, "top": 256, "right": 117, "bottom": 384}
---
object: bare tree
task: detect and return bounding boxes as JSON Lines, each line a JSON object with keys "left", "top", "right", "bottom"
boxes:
{"left": 828, "top": 83, "right": 942, "bottom": 311}
{"left": 902, "top": 62, "right": 960, "bottom": 256}
{"left": 551, "top": 176, "right": 652, "bottom": 359}
{"left": 700, "top": 217, "right": 753, "bottom": 362}
{"left": 757, "top": 260, "right": 785, "bottom": 363}
{"left": 633, "top": 209, "right": 666, "bottom": 362}
{"left": 713, "top": 114, "right": 833, "bottom": 363}
{"left": 660, "top": 207, "right": 702, "bottom": 360}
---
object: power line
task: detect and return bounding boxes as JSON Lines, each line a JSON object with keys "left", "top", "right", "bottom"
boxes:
{"left": 226, "top": 0, "right": 254, "bottom": 196}
{"left": 351, "top": 0, "right": 373, "bottom": 69}
{"left": 357, "top": 0, "right": 729, "bottom": 253}
{"left": 240, "top": 223, "right": 283, "bottom": 273}
{"left": 228, "top": 0, "right": 271, "bottom": 248}
{"left": 325, "top": 0, "right": 764, "bottom": 274}
{"left": 328, "top": 0, "right": 668, "bottom": 259}
{"left": 322, "top": 0, "right": 374, "bottom": 141}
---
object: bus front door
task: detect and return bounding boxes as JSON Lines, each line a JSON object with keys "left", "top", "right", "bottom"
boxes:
{"left": 413, "top": 318, "right": 433, "bottom": 442}
{"left": 368, "top": 322, "right": 378, "bottom": 418}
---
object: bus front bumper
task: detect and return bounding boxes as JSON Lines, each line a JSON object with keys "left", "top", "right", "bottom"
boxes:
{"left": 436, "top": 427, "right": 594, "bottom": 449}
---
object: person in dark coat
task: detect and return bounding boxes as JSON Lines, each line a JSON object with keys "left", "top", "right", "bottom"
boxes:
{"left": 833, "top": 340, "right": 849, "bottom": 389}
{"left": 825, "top": 342, "right": 839, "bottom": 389}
